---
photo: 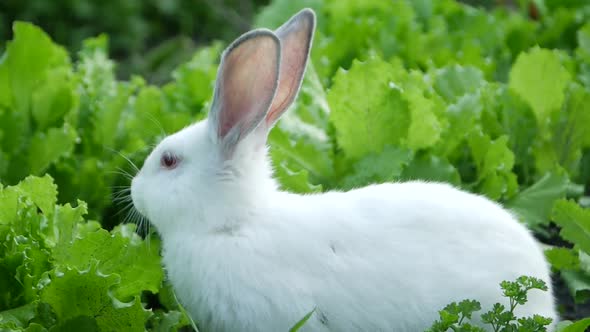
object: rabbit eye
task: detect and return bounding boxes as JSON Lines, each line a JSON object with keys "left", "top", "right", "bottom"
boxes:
{"left": 160, "top": 152, "right": 179, "bottom": 169}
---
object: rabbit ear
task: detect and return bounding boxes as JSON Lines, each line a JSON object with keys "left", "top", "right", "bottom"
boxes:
{"left": 208, "top": 29, "right": 281, "bottom": 153}
{"left": 265, "top": 8, "right": 316, "bottom": 128}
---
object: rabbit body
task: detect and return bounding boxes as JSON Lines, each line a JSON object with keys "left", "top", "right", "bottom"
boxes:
{"left": 131, "top": 8, "right": 556, "bottom": 332}
{"left": 157, "top": 152, "right": 555, "bottom": 331}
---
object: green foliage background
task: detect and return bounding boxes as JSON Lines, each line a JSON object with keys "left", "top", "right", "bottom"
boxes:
{"left": 0, "top": 0, "right": 270, "bottom": 83}
{"left": 1, "top": 0, "right": 590, "bottom": 330}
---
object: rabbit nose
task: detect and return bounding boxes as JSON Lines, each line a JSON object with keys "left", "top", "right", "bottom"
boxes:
{"left": 130, "top": 178, "right": 147, "bottom": 217}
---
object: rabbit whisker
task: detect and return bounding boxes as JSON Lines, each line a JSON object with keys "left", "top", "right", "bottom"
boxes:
{"left": 106, "top": 170, "right": 134, "bottom": 180}
{"left": 142, "top": 112, "right": 167, "bottom": 137}
{"left": 114, "top": 201, "right": 135, "bottom": 219}
{"left": 104, "top": 147, "right": 141, "bottom": 173}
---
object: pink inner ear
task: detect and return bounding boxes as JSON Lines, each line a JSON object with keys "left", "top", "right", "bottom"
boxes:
{"left": 266, "top": 56, "right": 300, "bottom": 124}
{"left": 266, "top": 11, "right": 314, "bottom": 127}
{"left": 214, "top": 34, "right": 280, "bottom": 140}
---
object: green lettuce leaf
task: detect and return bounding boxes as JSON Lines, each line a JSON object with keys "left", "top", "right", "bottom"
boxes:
{"left": 147, "top": 310, "right": 190, "bottom": 332}
{"left": 561, "top": 269, "right": 590, "bottom": 304}
{"left": 509, "top": 47, "right": 571, "bottom": 124}
{"left": 552, "top": 200, "right": 590, "bottom": 254}
{"left": 329, "top": 57, "right": 410, "bottom": 159}
{"left": 2, "top": 22, "right": 69, "bottom": 116}
{"left": 467, "top": 132, "right": 518, "bottom": 200}
{"left": 400, "top": 153, "right": 461, "bottom": 185}
{"left": 52, "top": 224, "right": 162, "bottom": 300}
{"left": 545, "top": 247, "right": 580, "bottom": 271}
{"left": 508, "top": 170, "right": 569, "bottom": 227}
{"left": 433, "top": 65, "right": 486, "bottom": 103}
{"left": 340, "top": 146, "right": 413, "bottom": 190}
{"left": 40, "top": 263, "right": 149, "bottom": 331}
{"left": 559, "top": 317, "right": 590, "bottom": 332}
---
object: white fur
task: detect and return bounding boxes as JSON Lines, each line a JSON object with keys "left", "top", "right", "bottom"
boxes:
{"left": 131, "top": 9, "right": 556, "bottom": 332}
{"left": 131, "top": 120, "right": 556, "bottom": 331}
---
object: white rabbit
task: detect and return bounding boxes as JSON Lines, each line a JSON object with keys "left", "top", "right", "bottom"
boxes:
{"left": 131, "top": 8, "right": 557, "bottom": 332}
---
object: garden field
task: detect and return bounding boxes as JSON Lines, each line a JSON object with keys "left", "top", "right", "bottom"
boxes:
{"left": 1, "top": 0, "right": 590, "bottom": 331}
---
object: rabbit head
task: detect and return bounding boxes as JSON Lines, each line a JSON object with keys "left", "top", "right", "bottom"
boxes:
{"left": 131, "top": 9, "right": 316, "bottom": 236}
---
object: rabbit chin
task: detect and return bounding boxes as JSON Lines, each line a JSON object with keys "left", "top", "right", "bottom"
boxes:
{"left": 130, "top": 119, "right": 279, "bottom": 237}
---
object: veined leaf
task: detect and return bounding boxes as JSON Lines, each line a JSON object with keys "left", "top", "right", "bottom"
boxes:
{"left": 509, "top": 47, "right": 571, "bottom": 124}
{"left": 508, "top": 170, "right": 569, "bottom": 227}
{"left": 552, "top": 200, "right": 590, "bottom": 254}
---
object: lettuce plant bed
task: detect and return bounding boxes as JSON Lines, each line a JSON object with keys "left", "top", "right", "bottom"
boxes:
{"left": 1, "top": 0, "right": 590, "bottom": 330}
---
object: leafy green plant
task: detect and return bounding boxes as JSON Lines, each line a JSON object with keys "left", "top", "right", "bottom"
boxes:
{"left": 0, "top": 0, "right": 271, "bottom": 81}
{"left": 0, "top": 175, "right": 189, "bottom": 331}
{"left": 545, "top": 200, "right": 590, "bottom": 307}
{"left": 427, "top": 277, "right": 553, "bottom": 332}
